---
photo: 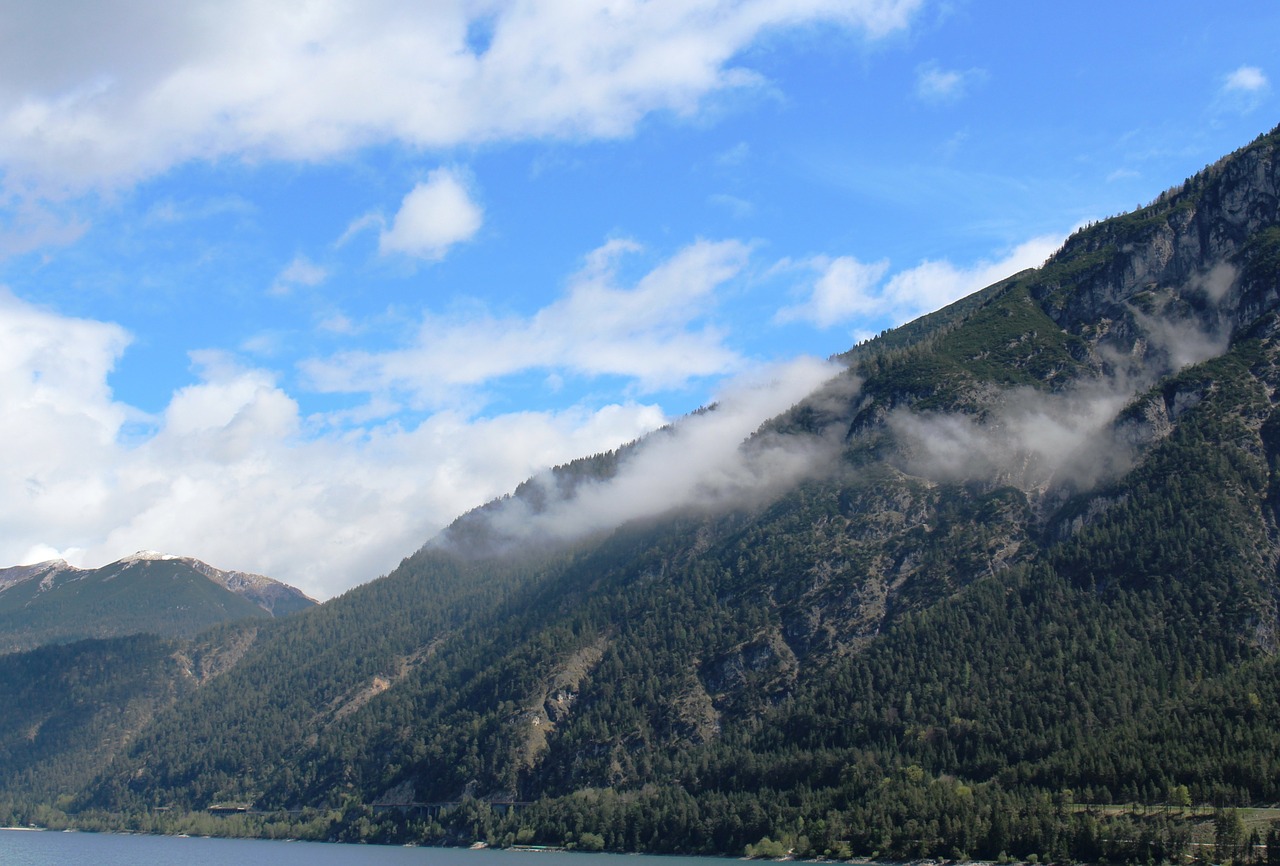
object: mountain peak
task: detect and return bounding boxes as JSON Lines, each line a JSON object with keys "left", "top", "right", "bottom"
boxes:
{"left": 117, "top": 550, "right": 181, "bottom": 564}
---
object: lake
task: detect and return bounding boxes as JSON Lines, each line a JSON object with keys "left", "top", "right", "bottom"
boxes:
{"left": 0, "top": 829, "right": 740, "bottom": 866}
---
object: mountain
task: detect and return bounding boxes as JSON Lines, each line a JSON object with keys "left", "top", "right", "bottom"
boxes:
{"left": 0, "top": 551, "right": 315, "bottom": 654}
{"left": 4, "top": 124, "right": 1280, "bottom": 861}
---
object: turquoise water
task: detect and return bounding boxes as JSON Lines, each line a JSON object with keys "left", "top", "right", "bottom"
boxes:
{"left": 0, "top": 830, "right": 739, "bottom": 866}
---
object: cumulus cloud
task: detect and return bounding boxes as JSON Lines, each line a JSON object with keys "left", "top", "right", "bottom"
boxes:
{"left": 775, "top": 256, "right": 891, "bottom": 327}
{"left": 1218, "top": 65, "right": 1270, "bottom": 113}
{"left": 0, "top": 0, "right": 922, "bottom": 197}
{"left": 459, "top": 356, "right": 845, "bottom": 548}
{"left": 0, "top": 289, "right": 669, "bottom": 599}
{"left": 0, "top": 288, "right": 133, "bottom": 566}
{"left": 378, "top": 169, "right": 483, "bottom": 260}
{"left": 878, "top": 235, "right": 1055, "bottom": 314}
{"left": 1225, "top": 66, "right": 1269, "bottom": 93}
{"left": 303, "top": 237, "right": 751, "bottom": 404}
{"left": 777, "top": 234, "right": 1061, "bottom": 329}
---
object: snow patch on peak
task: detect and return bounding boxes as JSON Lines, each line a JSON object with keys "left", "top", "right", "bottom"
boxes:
{"left": 120, "top": 550, "right": 181, "bottom": 563}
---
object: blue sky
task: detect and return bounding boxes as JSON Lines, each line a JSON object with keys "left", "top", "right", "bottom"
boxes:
{"left": 1, "top": 0, "right": 1276, "bottom": 598}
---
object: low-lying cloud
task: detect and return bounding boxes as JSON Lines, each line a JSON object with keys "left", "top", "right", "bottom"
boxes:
{"left": 888, "top": 271, "right": 1239, "bottom": 496}
{"left": 446, "top": 260, "right": 1235, "bottom": 555}
{"left": 457, "top": 357, "right": 847, "bottom": 548}
{"left": 889, "top": 380, "right": 1137, "bottom": 494}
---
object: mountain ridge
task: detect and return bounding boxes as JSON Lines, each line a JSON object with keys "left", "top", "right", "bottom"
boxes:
{"left": 0, "top": 551, "right": 315, "bottom": 654}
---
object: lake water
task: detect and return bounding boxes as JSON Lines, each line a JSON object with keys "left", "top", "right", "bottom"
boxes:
{"left": 0, "top": 829, "right": 740, "bottom": 866}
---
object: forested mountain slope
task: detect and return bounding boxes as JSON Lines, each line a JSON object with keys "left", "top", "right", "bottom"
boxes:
{"left": 0, "top": 551, "right": 316, "bottom": 654}
{"left": 7, "top": 125, "right": 1280, "bottom": 862}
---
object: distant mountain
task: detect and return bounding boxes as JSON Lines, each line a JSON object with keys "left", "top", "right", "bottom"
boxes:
{"left": 0, "top": 551, "right": 315, "bottom": 654}
{"left": 4, "top": 124, "right": 1280, "bottom": 861}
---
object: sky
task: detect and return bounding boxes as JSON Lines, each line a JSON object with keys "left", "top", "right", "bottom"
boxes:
{"left": 1, "top": 0, "right": 1276, "bottom": 600}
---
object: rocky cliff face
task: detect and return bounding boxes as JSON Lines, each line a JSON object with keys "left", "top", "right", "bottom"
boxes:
{"left": 0, "top": 558, "right": 76, "bottom": 593}
{"left": 1032, "top": 129, "right": 1280, "bottom": 368}
{"left": 171, "top": 555, "right": 316, "bottom": 616}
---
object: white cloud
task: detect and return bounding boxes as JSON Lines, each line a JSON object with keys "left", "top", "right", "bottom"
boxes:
{"left": 143, "top": 194, "right": 254, "bottom": 226}
{"left": 467, "top": 356, "right": 845, "bottom": 547}
{"left": 889, "top": 380, "right": 1136, "bottom": 491}
{"left": 880, "top": 234, "right": 1058, "bottom": 314}
{"left": 889, "top": 287, "right": 1237, "bottom": 496}
{"left": 270, "top": 254, "right": 328, "bottom": 295}
{"left": 303, "top": 237, "right": 751, "bottom": 404}
{"left": 776, "top": 256, "right": 890, "bottom": 327}
{"left": 0, "top": 287, "right": 132, "bottom": 438}
{"left": 1218, "top": 66, "right": 1270, "bottom": 114}
{"left": 0, "top": 288, "right": 133, "bottom": 561}
{"left": 915, "top": 61, "right": 985, "bottom": 103}
{"left": 0, "top": 288, "right": 669, "bottom": 599}
{"left": 1225, "top": 66, "right": 1269, "bottom": 93}
{"left": 0, "top": 1, "right": 923, "bottom": 198}
{"left": 378, "top": 169, "right": 483, "bottom": 260}
{"left": 777, "top": 234, "right": 1062, "bottom": 329}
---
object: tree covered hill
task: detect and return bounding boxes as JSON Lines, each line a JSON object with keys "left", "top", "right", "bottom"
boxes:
{"left": 0, "top": 551, "right": 315, "bottom": 654}
{"left": 6, "top": 124, "right": 1280, "bottom": 862}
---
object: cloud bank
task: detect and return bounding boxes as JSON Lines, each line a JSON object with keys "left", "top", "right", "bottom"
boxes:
{"left": 0, "top": 288, "right": 669, "bottom": 599}
{"left": 1, "top": 225, "right": 1070, "bottom": 599}
{"left": 0, "top": 0, "right": 922, "bottom": 197}
{"left": 303, "top": 238, "right": 752, "bottom": 407}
